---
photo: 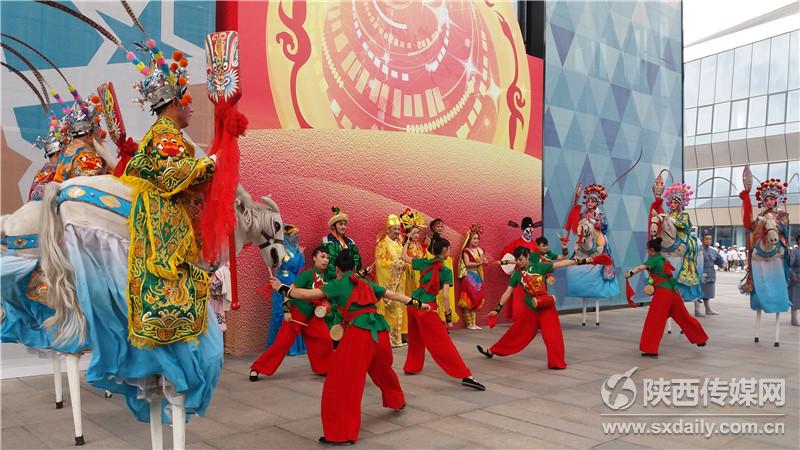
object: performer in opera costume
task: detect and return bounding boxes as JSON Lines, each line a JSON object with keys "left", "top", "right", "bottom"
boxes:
{"left": 264, "top": 224, "right": 306, "bottom": 355}
{"left": 53, "top": 96, "right": 108, "bottom": 182}
{"left": 374, "top": 214, "right": 408, "bottom": 347}
{"left": 425, "top": 219, "right": 459, "bottom": 324}
{"left": 499, "top": 217, "right": 539, "bottom": 321}
{"left": 322, "top": 206, "right": 364, "bottom": 281}
{"left": 477, "top": 246, "right": 605, "bottom": 369}
{"left": 400, "top": 209, "right": 427, "bottom": 339}
{"left": 458, "top": 224, "right": 488, "bottom": 330}
{"left": 270, "top": 250, "right": 429, "bottom": 445}
{"left": 564, "top": 184, "right": 620, "bottom": 325}
{"left": 739, "top": 172, "right": 791, "bottom": 346}
{"left": 625, "top": 238, "right": 708, "bottom": 357}
{"left": 401, "top": 236, "right": 485, "bottom": 391}
{"left": 649, "top": 182, "right": 704, "bottom": 308}
{"left": 250, "top": 246, "right": 333, "bottom": 379}
{"left": 28, "top": 128, "right": 67, "bottom": 201}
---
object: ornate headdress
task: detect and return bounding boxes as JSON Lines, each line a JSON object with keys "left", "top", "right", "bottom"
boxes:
{"left": 663, "top": 182, "right": 692, "bottom": 209}
{"left": 283, "top": 224, "right": 299, "bottom": 235}
{"left": 129, "top": 40, "right": 192, "bottom": 113}
{"left": 755, "top": 178, "right": 788, "bottom": 207}
{"left": 386, "top": 214, "right": 401, "bottom": 229}
{"left": 62, "top": 91, "right": 103, "bottom": 137}
{"left": 328, "top": 205, "right": 349, "bottom": 228}
{"left": 582, "top": 184, "right": 607, "bottom": 204}
{"left": 399, "top": 208, "right": 425, "bottom": 232}
{"left": 35, "top": 125, "right": 67, "bottom": 158}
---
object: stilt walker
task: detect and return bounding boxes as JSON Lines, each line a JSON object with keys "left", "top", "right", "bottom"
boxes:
{"left": 625, "top": 238, "right": 708, "bottom": 357}
{"left": 564, "top": 184, "right": 620, "bottom": 326}
{"left": 250, "top": 246, "right": 334, "bottom": 379}
{"left": 401, "top": 236, "right": 485, "bottom": 390}
{"left": 270, "top": 250, "right": 429, "bottom": 445}
{"left": 738, "top": 167, "right": 791, "bottom": 346}
{"left": 477, "top": 246, "right": 609, "bottom": 368}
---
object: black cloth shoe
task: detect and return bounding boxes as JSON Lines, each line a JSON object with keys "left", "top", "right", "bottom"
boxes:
{"left": 697, "top": 343, "right": 706, "bottom": 347}
{"left": 641, "top": 352, "right": 658, "bottom": 358}
{"left": 476, "top": 345, "right": 493, "bottom": 359}
{"left": 249, "top": 370, "right": 258, "bottom": 382}
{"left": 461, "top": 377, "right": 486, "bottom": 391}
{"left": 319, "top": 437, "right": 354, "bottom": 446}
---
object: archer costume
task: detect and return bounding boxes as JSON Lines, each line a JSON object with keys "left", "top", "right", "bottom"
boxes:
{"left": 320, "top": 273, "right": 408, "bottom": 443}
{"left": 374, "top": 215, "right": 407, "bottom": 347}
{"left": 740, "top": 179, "right": 791, "bottom": 313}
{"left": 500, "top": 219, "right": 539, "bottom": 322}
{"left": 639, "top": 254, "right": 708, "bottom": 354}
{"left": 251, "top": 266, "right": 332, "bottom": 376}
{"left": 489, "top": 259, "right": 566, "bottom": 369}
{"left": 404, "top": 257, "right": 473, "bottom": 379}
{"left": 656, "top": 183, "right": 704, "bottom": 302}
{"left": 458, "top": 225, "right": 485, "bottom": 329}
{"left": 564, "top": 184, "right": 620, "bottom": 298}
{"left": 265, "top": 226, "right": 306, "bottom": 355}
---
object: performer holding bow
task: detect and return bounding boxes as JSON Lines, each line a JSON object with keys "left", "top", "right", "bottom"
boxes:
{"left": 564, "top": 183, "right": 620, "bottom": 326}
{"left": 625, "top": 238, "right": 708, "bottom": 357}
{"left": 477, "top": 246, "right": 606, "bottom": 369}
{"left": 250, "top": 246, "right": 333, "bottom": 379}
{"left": 401, "top": 236, "right": 485, "bottom": 391}
{"left": 739, "top": 170, "right": 791, "bottom": 346}
{"left": 270, "top": 250, "right": 429, "bottom": 445}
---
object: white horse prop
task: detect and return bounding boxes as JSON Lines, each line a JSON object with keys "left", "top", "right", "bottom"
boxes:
{"left": 36, "top": 175, "right": 285, "bottom": 449}
{"left": 571, "top": 218, "right": 618, "bottom": 326}
{"left": 750, "top": 212, "right": 788, "bottom": 347}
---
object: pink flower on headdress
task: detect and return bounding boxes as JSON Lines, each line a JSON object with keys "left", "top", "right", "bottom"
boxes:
{"left": 663, "top": 182, "right": 692, "bottom": 209}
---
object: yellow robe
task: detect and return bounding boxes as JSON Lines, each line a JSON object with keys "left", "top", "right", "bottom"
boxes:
{"left": 426, "top": 250, "right": 460, "bottom": 324}
{"left": 374, "top": 235, "right": 407, "bottom": 346}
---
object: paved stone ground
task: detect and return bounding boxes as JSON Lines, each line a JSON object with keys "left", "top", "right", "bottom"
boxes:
{"left": 2, "top": 272, "right": 798, "bottom": 449}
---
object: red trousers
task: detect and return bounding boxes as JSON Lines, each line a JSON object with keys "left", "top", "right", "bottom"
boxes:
{"left": 403, "top": 305, "right": 472, "bottom": 378}
{"left": 321, "top": 328, "right": 405, "bottom": 443}
{"left": 510, "top": 285, "right": 526, "bottom": 322}
{"left": 640, "top": 288, "right": 708, "bottom": 354}
{"left": 250, "top": 306, "right": 333, "bottom": 376}
{"left": 490, "top": 296, "right": 566, "bottom": 369}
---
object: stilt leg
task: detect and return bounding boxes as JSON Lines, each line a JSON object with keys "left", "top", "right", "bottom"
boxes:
{"left": 171, "top": 392, "right": 186, "bottom": 450}
{"left": 53, "top": 353, "right": 63, "bottom": 409}
{"left": 667, "top": 318, "right": 672, "bottom": 334}
{"left": 65, "top": 354, "right": 84, "bottom": 445}
{"left": 595, "top": 299, "right": 600, "bottom": 326}
{"left": 104, "top": 390, "right": 112, "bottom": 398}
{"left": 581, "top": 299, "right": 586, "bottom": 326}
{"left": 755, "top": 310, "right": 761, "bottom": 343}
{"left": 774, "top": 313, "right": 780, "bottom": 347}
{"left": 149, "top": 394, "right": 163, "bottom": 450}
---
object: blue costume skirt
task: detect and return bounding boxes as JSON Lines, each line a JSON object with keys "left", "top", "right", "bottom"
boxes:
{"left": 1, "top": 255, "right": 86, "bottom": 354}
{"left": 64, "top": 225, "right": 222, "bottom": 423}
{"left": 665, "top": 254, "right": 704, "bottom": 302}
{"left": 565, "top": 265, "right": 620, "bottom": 298}
{"left": 750, "top": 255, "right": 790, "bottom": 313}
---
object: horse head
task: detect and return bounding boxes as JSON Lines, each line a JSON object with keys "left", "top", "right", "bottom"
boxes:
{"left": 650, "top": 213, "right": 677, "bottom": 250}
{"left": 575, "top": 219, "right": 596, "bottom": 255}
{"left": 758, "top": 213, "right": 780, "bottom": 254}
{"left": 233, "top": 186, "right": 287, "bottom": 269}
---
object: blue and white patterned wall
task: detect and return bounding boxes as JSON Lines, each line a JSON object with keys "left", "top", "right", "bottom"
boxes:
{"left": 542, "top": 1, "right": 683, "bottom": 307}
{"left": 1, "top": 1, "right": 214, "bottom": 212}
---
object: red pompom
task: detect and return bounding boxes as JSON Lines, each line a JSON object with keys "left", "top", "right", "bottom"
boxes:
{"left": 179, "top": 58, "right": 188, "bottom": 67}
{"left": 172, "top": 51, "right": 184, "bottom": 61}
{"left": 170, "top": 62, "right": 179, "bottom": 72}
{"left": 90, "top": 95, "right": 100, "bottom": 104}
{"left": 178, "top": 77, "right": 187, "bottom": 86}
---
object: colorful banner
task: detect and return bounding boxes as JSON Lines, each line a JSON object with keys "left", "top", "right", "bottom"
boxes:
{"left": 229, "top": 1, "right": 543, "bottom": 354}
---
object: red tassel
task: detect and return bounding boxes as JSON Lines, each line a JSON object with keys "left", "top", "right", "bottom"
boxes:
{"left": 348, "top": 274, "right": 379, "bottom": 306}
{"left": 112, "top": 137, "right": 138, "bottom": 177}
{"left": 625, "top": 278, "right": 637, "bottom": 308}
{"left": 420, "top": 259, "right": 443, "bottom": 295}
{"left": 590, "top": 254, "right": 613, "bottom": 266}
{"left": 739, "top": 190, "right": 752, "bottom": 228}
{"left": 199, "top": 102, "right": 247, "bottom": 263}
{"left": 564, "top": 203, "right": 582, "bottom": 235}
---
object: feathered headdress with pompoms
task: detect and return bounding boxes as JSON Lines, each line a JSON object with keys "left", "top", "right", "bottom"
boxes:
{"left": 755, "top": 178, "right": 788, "bottom": 208}
{"left": 663, "top": 182, "right": 693, "bottom": 209}
{"left": 129, "top": 40, "right": 191, "bottom": 113}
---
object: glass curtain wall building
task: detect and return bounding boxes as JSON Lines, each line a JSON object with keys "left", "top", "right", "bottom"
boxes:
{"left": 684, "top": 24, "right": 800, "bottom": 248}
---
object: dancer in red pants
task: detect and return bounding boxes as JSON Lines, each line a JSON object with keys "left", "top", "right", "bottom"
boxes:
{"left": 401, "top": 236, "right": 485, "bottom": 390}
{"left": 250, "top": 247, "right": 334, "bottom": 380}
{"left": 477, "top": 246, "right": 603, "bottom": 369}
{"left": 626, "top": 238, "right": 708, "bottom": 357}
{"left": 271, "top": 250, "right": 429, "bottom": 445}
